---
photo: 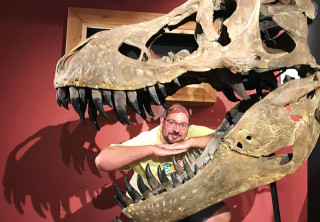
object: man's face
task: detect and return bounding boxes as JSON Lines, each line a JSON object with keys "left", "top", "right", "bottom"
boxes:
{"left": 160, "top": 111, "right": 189, "bottom": 144}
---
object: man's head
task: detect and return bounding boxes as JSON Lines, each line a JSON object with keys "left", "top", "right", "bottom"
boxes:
{"left": 160, "top": 104, "right": 190, "bottom": 144}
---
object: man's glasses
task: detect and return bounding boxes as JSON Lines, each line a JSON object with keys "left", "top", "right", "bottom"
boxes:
{"left": 164, "top": 118, "right": 189, "bottom": 130}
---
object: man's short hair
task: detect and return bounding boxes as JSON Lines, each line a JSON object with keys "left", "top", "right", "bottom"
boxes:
{"left": 162, "top": 104, "right": 190, "bottom": 121}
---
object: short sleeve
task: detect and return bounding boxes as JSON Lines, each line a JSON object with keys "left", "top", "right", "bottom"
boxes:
{"left": 186, "top": 125, "right": 215, "bottom": 138}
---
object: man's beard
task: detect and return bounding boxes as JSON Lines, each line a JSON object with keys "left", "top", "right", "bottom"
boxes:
{"left": 163, "top": 131, "right": 182, "bottom": 144}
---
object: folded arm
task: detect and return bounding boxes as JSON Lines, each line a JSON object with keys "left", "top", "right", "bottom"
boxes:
{"left": 95, "top": 133, "right": 214, "bottom": 172}
{"left": 95, "top": 144, "right": 188, "bottom": 171}
{"left": 156, "top": 133, "right": 214, "bottom": 150}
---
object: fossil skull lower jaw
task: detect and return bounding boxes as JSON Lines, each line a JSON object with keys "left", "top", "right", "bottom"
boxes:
{"left": 122, "top": 72, "right": 320, "bottom": 221}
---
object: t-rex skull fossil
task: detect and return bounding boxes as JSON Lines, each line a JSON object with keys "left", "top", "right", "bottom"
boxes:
{"left": 54, "top": 0, "right": 319, "bottom": 221}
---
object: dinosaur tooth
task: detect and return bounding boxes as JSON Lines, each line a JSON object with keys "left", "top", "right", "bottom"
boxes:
{"left": 79, "top": 87, "right": 86, "bottom": 104}
{"left": 172, "top": 156, "right": 184, "bottom": 175}
{"left": 57, "top": 87, "right": 69, "bottom": 110}
{"left": 88, "top": 98, "right": 100, "bottom": 130}
{"left": 69, "top": 86, "right": 85, "bottom": 124}
{"left": 157, "top": 166, "right": 173, "bottom": 191}
{"left": 194, "top": 164, "right": 201, "bottom": 174}
{"left": 283, "top": 75, "right": 295, "bottom": 83}
{"left": 125, "top": 177, "right": 142, "bottom": 203}
{"left": 91, "top": 89, "right": 108, "bottom": 119}
{"left": 138, "top": 101, "right": 148, "bottom": 121}
{"left": 192, "top": 149, "right": 200, "bottom": 158}
{"left": 137, "top": 174, "right": 154, "bottom": 199}
{"left": 101, "top": 89, "right": 113, "bottom": 108}
{"left": 173, "top": 78, "right": 181, "bottom": 87}
{"left": 157, "top": 166, "right": 169, "bottom": 183}
{"left": 137, "top": 89, "right": 155, "bottom": 117}
{"left": 156, "top": 83, "right": 169, "bottom": 109}
{"left": 127, "top": 91, "right": 141, "bottom": 114}
{"left": 56, "top": 88, "right": 62, "bottom": 107}
{"left": 219, "top": 69, "right": 250, "bottom": 100}
{"left": 78, "top": 87, "right": 87, "bottom": 119}
{"left": 157, "top": 83, "right": 167, "bottom": 97}
{"left": 232, "top": 83, "right": 251, "bottom": 100}
{"left": 145, "top": 164, "right": 162, "bottom": 191}
{"left": 114, "top": 112, "right": 128, "bottom": 126}
{"left": 222, "top": 88, "right": 241, "bottom": 102}
{"left": 183, "top": 157, "right": 195, "bottom": 179}
{"left": 114, "top": 91, "right": 131, "bottom": 125}
{"left": 161, "top": 101, "right": 169, "bottom": 110}
{"left": 143, "top": 99, "right": 155, "bottom": 117}
{"left": 170, "top": 172, "right": 181, "bottom": 187}
{"left": 186, "top": 150, "right": 195, "bottom": 164}
{"left": 114, "top": 184, "right": 133, "bottom": 207}
{"left": 156, "top": 88, "right": 169, "bottom": 110}
{"left": 148, "top": 86, "right": 161, "bottom": 105}
{"left": 114, "top": 196, "right": 125, "bottom": 209}
{"left": 182, "top": 178, "right": 188, "bottom": 184}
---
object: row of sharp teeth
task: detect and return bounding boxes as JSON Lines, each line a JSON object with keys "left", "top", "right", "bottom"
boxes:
{"left": 56, "top": 78, "right": 181, "bottom": 130}
{"left": 55, "top": 68, "right": 300, "bottom": 130}
{"left": 114, "top": 149, "right": 206, "bottom": 209}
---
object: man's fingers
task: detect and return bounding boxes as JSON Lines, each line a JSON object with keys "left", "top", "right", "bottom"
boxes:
{"left": 155, "top": 144, "right": 186, "bottom": 150}
{"left": 154, "top": 144, "right": 169, "bottom": 148}
{"left": 153, "top": 146, "right": 187, "bottom": 156}
{"left": 170, "top": 148, "right": 187, "bottom": 153}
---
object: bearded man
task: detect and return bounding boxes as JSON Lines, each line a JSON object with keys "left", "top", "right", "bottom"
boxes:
{"left": 95, "top": 104, "right": 231, "bottom": 221}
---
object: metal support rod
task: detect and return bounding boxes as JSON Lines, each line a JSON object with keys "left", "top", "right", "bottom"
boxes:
{"left": 270, "top": 182, "right": 281, "bottom": 222}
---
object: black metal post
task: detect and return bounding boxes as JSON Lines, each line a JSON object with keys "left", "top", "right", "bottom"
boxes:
{"left": 270, "top": 182, "right": 281, "bottom": 222}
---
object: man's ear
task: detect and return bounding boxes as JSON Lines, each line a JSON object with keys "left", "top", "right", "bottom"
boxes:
{"left": 160, "top": 116, "right": 164, "bottom": 126}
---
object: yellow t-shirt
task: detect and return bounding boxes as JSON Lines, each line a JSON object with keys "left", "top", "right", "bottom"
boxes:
{"left": 119, "top": 125, "right": 215, "bottom": 192}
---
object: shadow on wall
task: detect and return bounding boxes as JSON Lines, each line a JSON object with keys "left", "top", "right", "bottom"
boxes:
{"left": 2, "top": 109, "right": 158, "bottom": 222}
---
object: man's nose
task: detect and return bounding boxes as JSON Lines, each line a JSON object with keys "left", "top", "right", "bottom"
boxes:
{"left": 173, "top": 124, "right": 180, "bottom": 131}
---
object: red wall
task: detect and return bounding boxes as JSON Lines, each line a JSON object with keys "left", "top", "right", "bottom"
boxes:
{"left": 0, "top": 0, "right": 308, "bottom": 221}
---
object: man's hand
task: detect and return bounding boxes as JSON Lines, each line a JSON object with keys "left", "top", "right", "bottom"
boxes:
{"left": 155, "top": 139, "right": 191, "bottom": 151}
{"left": 152, "top": 142, "right": 189, "bottom": 157}
{"left": 153, "top": 133, "right": 214, "bottom": 157}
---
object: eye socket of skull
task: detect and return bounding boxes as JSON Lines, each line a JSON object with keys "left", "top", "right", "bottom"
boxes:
{"left": 260, "top": 25, "right": 296, "bottom": 53}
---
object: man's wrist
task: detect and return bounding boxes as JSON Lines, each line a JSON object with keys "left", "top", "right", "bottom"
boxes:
{"left": 185, "top": 137, "right": 194, "bottom": 148}
{"left": 148, "top": 145, "right": 157, "bottom": 156}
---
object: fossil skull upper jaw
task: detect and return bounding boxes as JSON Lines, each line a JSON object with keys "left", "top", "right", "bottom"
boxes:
{"left": 54, "top": 0, "right": 317, "bottom": 91}
{"left": 53, "top": 0, "right": 319, "bottom": 129}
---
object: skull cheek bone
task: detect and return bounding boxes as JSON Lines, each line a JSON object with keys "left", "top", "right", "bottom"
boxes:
{"left": 54, "top": 0, "right": 320, "bottom": 221}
